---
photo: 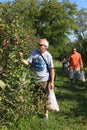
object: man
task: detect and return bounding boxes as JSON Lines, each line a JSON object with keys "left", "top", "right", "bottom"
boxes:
{"left": 21, "top": 39, "right": 55, "bottom": 119}
{"left": 68, "top": 47, "right": 83, "bottom": 87}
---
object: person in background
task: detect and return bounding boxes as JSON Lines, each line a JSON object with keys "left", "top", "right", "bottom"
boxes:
{"left": 68, "top": 47, "right": 83, "bottom": 87}
{"left": 21, "top": 39, "right": 55, "bottom": 119}
{"left": 61, "top": 55, "right": 68, "bottom": 73}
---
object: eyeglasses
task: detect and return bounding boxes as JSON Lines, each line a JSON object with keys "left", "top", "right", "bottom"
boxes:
{"left": 38, "top": 44, "right": 46, "bottom": 47}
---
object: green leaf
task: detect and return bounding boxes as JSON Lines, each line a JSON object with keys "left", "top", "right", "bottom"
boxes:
{"left": 0, "top": 66, "right": 2, "bottom": 71}
{"left": 0, "top": 96, "right": 2, "bottom": 101}
{"left": 0, "top": 80, "right": 6, "bottom": 89}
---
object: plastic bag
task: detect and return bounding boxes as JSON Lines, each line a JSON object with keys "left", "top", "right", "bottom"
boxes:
{"left": 80, "top": 71, "right": 85, "bottom": 82}
{"left": 46, "top": 89, "right": 59, "bottom": 111}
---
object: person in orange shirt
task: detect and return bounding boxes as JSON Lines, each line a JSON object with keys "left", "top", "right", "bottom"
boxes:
{"left": 68, "top": 47, "right": 83, "bottom": 87}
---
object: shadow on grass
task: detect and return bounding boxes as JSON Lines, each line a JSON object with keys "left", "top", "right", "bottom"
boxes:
{"left": 55, "top": 66, "right": 87, "bottom": 118}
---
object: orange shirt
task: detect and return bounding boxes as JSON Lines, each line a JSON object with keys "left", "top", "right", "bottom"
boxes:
{"left": 68, "top": 52, "right": 82, "bottom": 69}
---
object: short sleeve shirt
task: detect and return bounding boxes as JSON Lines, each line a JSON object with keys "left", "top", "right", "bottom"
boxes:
{"left": 27, "top": 49, "right": 54, "bottom": 82}
{"left": 68, "top": 52, "right": 82, "bottom": 69}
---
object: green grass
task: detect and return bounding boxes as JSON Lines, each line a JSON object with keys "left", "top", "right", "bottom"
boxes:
{"left": 5, "top": 61, "right": 87, "bottom": 130}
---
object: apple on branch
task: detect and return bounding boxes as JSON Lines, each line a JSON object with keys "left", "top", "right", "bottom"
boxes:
{"left": 18, "top": 52, "right": 23, "bottom": 58}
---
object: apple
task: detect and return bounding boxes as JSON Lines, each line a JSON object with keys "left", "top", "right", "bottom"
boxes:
{"left": 0, "top": 49, "right": 3, "bottom": 54}
{"left": 6, "top": 40, "right": 10, "bottom": 45}
{"left": 15, "top": 40, "right": 19, "bottom": 45}
{"left": 18, "top": 52, "right": 23, "bottom": 58}
{"left": 2, "top": 73, "right": 7, "bottom": 77}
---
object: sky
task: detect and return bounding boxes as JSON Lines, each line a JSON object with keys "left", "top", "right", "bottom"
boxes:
{"left": 72, "top": 0, "right": 87, "bottom": 9}
{"left": 0, "top": 0, "right": 13, "bottom": 2}
{"left": 59, "top": 0, "right": 87, "bottom": 9}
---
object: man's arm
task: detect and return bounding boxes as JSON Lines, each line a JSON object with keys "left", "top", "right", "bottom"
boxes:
{"left": 49, "top": 68, "right": 55, "bottom": 88}
{"left": 79, "top": 54, "right": 83, "bottom": 69}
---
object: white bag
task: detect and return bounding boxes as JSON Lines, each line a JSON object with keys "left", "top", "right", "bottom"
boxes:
{"left": 80, "top": 71, "right": 85, "bottom": 82}
{"left": 46, "top": 89, "right": 59, "bottom": 111}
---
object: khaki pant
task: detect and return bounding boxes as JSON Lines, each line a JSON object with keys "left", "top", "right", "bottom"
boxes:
{"left": 68, "top": 68, "right": 81, "bottom": 80}
{"left": 41, "top": 81, "right": 50, "bottom": 94}
{"left": 33, "top": 81, "right": 51, "bottom": 111}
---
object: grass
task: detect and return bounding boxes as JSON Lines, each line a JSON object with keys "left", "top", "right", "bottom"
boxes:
{"left": 3, "top": 61, "right": 87, "bottom": 130}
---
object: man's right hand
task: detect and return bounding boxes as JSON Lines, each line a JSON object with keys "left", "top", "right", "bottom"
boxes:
{"left": 21, "top": 59, "right": 29, "bottom": 65}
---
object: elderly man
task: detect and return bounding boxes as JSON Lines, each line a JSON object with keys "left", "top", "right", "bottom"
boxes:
{"left": 22, "top": 39, "right": 55, "bottom": 119}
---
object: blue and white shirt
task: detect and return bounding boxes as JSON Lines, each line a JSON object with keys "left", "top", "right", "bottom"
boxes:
{"left": 27, "top": 49, "right": 54, "bottom": 82}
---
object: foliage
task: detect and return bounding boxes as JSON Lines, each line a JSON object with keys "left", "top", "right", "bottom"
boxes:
{"left": 1, "top": 61, "right": 87, "bottom": 130}
{"left": 0, "top": 0, "right": 87, "bottom": 128}
{"left": 75, "top": 8, "right": 87, "bottom": 40}
{"left": 0, "top": 1, "right": 41, "bottom": 127}
{"left": 0, "top": 32, "right": 42, "bottom": 127}
{"left": 73, "top": 9, "right": 87, "bottom": 65}
{"left": 33, "top": 0, "right": 78, "bottom": 57}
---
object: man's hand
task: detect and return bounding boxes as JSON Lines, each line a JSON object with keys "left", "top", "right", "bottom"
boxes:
{"left": 21, "top": 59, "right": 29, "bottom": 65}
{"left": 50, "top": 82, "right": 54, "bottom": 89}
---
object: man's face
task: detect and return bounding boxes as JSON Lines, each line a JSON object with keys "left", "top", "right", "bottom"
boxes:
{"left": 72, "top": 48, "right": 76, "bottom": 54}
{"left": 38, "top": 41, "right": 47, "bottom": 52}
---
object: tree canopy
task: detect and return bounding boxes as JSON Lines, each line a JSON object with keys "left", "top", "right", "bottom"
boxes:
{"left": 0, "top": 0, "right": 87, "bottom": 59}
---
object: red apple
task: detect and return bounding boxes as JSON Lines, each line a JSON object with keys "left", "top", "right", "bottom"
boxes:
{"left": 6, "top": 40, "right": 10, "bottom": 45}
{"left": 2, "top": 73, "right": 7, "bottom": 77}
{"left": 15, "top": 40, "right": 19, "bottom": 45}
